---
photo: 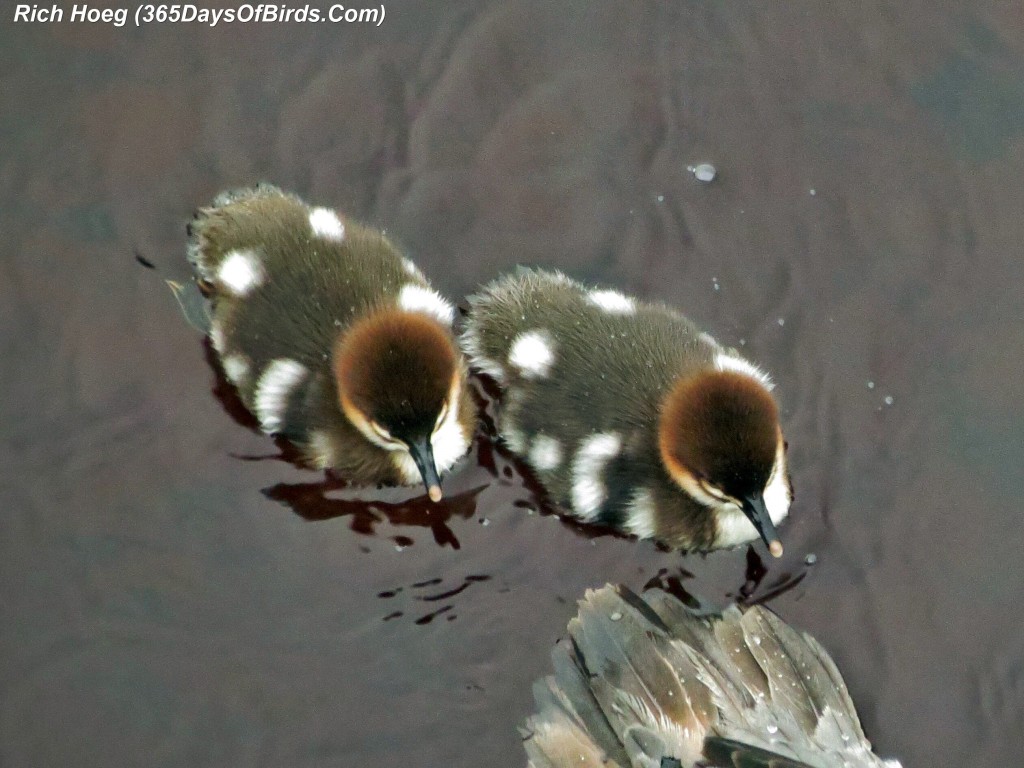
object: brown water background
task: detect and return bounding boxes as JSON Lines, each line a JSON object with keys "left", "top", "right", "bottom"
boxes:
{"left": 3, "top": 2, "right": 1024, "bottom": 766}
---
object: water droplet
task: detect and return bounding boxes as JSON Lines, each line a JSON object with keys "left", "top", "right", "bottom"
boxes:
{"left": 867, "top": 381, "right": 875, "bottom": 389}
{"left": 480, "top": 518, "right": 490, "bottom": 526}
{"left": 809, "top": 188, "right": 817, "bottom": 196}
{"left": 752, "top": 635, "right": 762, "bottom": 645}
{"left": 777, "top": 318, "right": 785, "bottom": 326}
{"left": 884, "top": 395, "right": 894, "bottom": 406}
{"left": 610, "top": 611, "right": 623, "bottom": 622}
{"left": 693, "top": 163, "right": 716, "bottom": 182}
{"left": 767, "top": 724, "right": 778, "bottom": 734}
{"left": 657, "top": 194, "right": 665, "bottom": 202}
{"left": 804, "top": 553, "right": 817, "bottom": 565}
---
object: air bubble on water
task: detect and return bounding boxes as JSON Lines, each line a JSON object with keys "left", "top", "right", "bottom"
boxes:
{"left": 692, "top": 163, "right": 717, "bottom": 182}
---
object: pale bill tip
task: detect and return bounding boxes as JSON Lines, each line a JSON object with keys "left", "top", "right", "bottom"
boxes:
{"left": 427, "top": 485, "right": 443, "bottom": 503}
{"left": 769, "top": 540, "right": 784, "bottom": 558}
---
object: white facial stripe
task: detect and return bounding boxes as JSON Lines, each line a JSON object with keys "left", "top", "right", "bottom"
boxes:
{"left": 221, "top": 353, "right": 250, "bottom": 384}
{"left": 308, "top": 207, "right": 345, "bottom": 241}
{"left": 217, "top": 249, "right": 264, "bottom": 296}
{"left": 253, "top": 358, "right": 308, "bottom": 434}
{"left": 714, "top": 352, "right": 774, "bottom": 390}
{"left": 431, "top": 378, "right": 470, "bottom": 473}
{"left": 587, "top": 289, "right": 636, "bottom": 314}
{"left": 571, "top": 432, "right": 622, "bottom": 521}
{"left": 714, "top": 505, "right": 761, "bottom": 548}
{"left": 713, "top": 439, "right": 790, "bottom": 548}
{"left": 528, "top": 434, "right": 563, "bottom": 472}
{"left": 391, "top": 451, "right": 422, "bottom": 485}
{"left": 397, "top": 283, "right": 455, "bottom": 326}
{"left": 459, "top": 324, "right": 507, "bottom": 383}
{"left": 623, "top": 487, "right": 657, "bottom": 539}
{"left": 763, "top": 439, "right": 792, "bottom": 525}
{"left": 508, "top": 330, "right": 555, "bottom": 379}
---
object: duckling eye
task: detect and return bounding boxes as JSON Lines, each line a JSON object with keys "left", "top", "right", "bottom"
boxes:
{"left": 369, "top": 421, "right": 404, "bottom": 448}
{"left": 699, "top": 481, "right": 732, "bottom": 504}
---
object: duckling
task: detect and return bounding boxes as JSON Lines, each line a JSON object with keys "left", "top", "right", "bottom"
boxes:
{"left": 523, "top": 584, "right": 903, "bottom": 768}
{"left": 187, "top": 184, "right": 475, "bottom": 501}
{"left": 461, "top": 270, "right": 790, "bottom": 555}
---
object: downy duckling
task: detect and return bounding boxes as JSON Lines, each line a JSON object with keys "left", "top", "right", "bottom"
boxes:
{"left": 523, "top": 584, "right": 903, "bottom": 768}
{"left": 187, "top": 184, "right": 475, "bottom": 500}
{"left": 461, "top": 270, "right": 790, "bottom": 555}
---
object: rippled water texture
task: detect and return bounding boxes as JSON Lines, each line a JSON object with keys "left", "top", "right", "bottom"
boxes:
{"left": 2, "top": 3, "right": 1023, "bottom": 766}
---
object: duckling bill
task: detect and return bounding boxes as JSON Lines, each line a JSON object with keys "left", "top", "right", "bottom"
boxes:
{"left": 461, "top": 270, "right": 790, "bottom": 555}
{"left": 523, "top": 584, "right": 903, "bottom": 768}
{"left": 187, "top": 184, "right": 475, "bottom": 500}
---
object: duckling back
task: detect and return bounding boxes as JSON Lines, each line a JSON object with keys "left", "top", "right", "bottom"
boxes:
{"left": 461, "top": 269, "right": 784, "bottom": 551}
{"left": 523, "top": 585, "right": 902, "bottom": 768}
{"left": 187, "top": 184, "right": 471, "bottom": 486}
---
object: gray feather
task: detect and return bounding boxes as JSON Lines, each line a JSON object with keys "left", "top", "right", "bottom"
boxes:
{"left": 523, "top": 585, "right": 902, "bottom": 768}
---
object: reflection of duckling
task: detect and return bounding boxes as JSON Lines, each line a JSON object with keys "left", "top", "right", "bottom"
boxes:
{"left": 187, "top": 184, "right": 475, "bottom": 500}
{"left": 523, "top": 584, "right": 903, "bottom": 768}
{"left": 461, "top": 270, "right": 790, "bottom": 556}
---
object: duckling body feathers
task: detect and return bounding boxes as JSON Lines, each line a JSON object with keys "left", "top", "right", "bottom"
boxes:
{"left": 188, "top": 184, "right": 474, "bottom": 489}
{"left": 462, "top": 270, "right": 789, "bottom": 551}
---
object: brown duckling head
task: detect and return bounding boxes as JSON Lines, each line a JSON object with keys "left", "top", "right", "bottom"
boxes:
{"left": 659, "top": 369, "right": 788, "bottom": 557}
{"left": 334, "top": 309, "right": 471, "bottom": 502}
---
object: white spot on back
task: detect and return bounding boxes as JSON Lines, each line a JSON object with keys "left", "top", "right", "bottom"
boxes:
{"left": 715, "top": 352, "right": 774, "bottom": 390}
{"left": 508, "top": 330, "right": 555, "bottom": 379}
{"left": 528, "top": 435, "right": 563, "bottom": 472}
{"left": 221, "top": 353, "right": 250, "bottom": 384}
{"left": 253, "top": 359, "right": 308, "bottom": 434}
{"left": 209, "top": 318, "right": 227, "bottom": 354}
{"left": 401, "top": 257, "right": 423, "bottom": 279}
{"left": 571, "top": 432, "right": 622, "bottom": 521}
{"left": 307, "top": 430, "right": 335, "bottom": 470}
{"left": 623, "top": 487, "right": 657, "bottom": 539}
{"left": 698, "top": 331, "right": 720, "bottom": 350}
{"left": 398, "top": 284, "right": 455, "bottom": 326}
{"left": 459, "top": 322, "right": 507, "bottom": 383}
{"left": 217, "top": 249, "right": 264, "bottom": 296}
{"left": 587, "top": 289, "right": 636, "bottom": 314}
{"left": 309, "top": 207, "right": 345, "bottom": 241}
{"left": 502, "top": 425, "right": 527, "bottom": 454}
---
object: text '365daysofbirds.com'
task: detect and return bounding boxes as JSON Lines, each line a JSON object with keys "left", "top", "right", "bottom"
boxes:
{"left": 12, "top": 4, "right": 386, "bottom": 27}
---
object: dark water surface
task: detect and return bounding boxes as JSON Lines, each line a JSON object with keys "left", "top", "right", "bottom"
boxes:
{"left": 3, "top": 2, "right": 1023, "bottom": 766}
